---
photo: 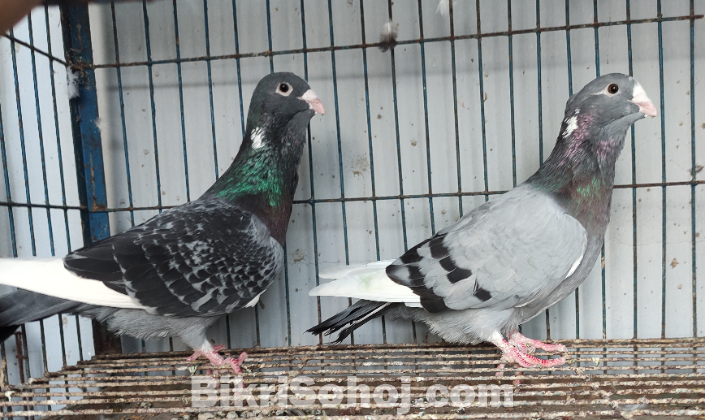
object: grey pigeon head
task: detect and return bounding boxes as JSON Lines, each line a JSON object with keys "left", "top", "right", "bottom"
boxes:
{"left": 245, "top": 72, "right": 324, "bottom": 147}
{"left": 561, "top": 73, "right": 657, "bottom": 146}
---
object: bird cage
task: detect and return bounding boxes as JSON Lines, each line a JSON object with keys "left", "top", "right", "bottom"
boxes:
{"left": 0, "top": 0, "right": 703, "bottom": 418}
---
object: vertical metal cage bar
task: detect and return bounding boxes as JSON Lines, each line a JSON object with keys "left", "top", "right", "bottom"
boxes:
{"left": 224, "top": 0, "right": 247, "bottom": 348}
{"left": 140, "top": 1, "right": 164, "bottom": 214}
{"left": 506, "top": 0, "right": 517, "bottom": 189}
{"left": 565, "top": 0, "right": 580, "bottom": 339}
{"left": 8, "top": 26, "right": 39, "bottom": 380}
{"left": 325, "top": 0, "right": 356, "bottom": 344}
{"left": 171, "top": 0, "right": 192, "bottom": 203}
{"left": 689, "top": 0, "right": 697, "bottom": 338}
{"left": 8, "top": 28, "right": 38, "bottom": 257}
{"left": 110, "top": 2, "right": 136, "bottom": 227}
{"left": 386, "top": 0, "right": 416, "bottom": 342}
{"left": 416, "top": 0, "right": 436, "bottom": 236}
{"left": 448, "top": 1, "right": 464, "bottom": 215}
{"left": 43, "top": 4, "right": 73, "bottom": 367}
{"left": 298, "top": 0, "right": 326, "bottom": 344}
{"left": 656, "top": 0, "right": 667, "bottom": 338}
{"left": 474, "top": 0, "right": 489, "bottom": 202}
{"left": 25, "top": 11, "right": 55, "bottom": 376}
{"left": 625, "top": 0, "right": 638, "bottom": 339}
{"left": 201, "top": 0, "right": 219, "bottom": 179}
{"left": 358, "top": 0, "right": 381, "bottom": 262}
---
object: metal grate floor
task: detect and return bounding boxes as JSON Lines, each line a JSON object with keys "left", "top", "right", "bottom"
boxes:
{"left": 2, "top": 338, "right": 705, "bottom": 419}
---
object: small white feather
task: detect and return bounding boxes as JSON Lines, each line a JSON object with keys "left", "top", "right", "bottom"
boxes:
{"left": 94, "top": 117, "right": 110, "bottom": 137}
{"left": 436, "top": 0, "right": 449, "bottom": 16}
{"left": 66, "top": 68, "right": 80, "bottom": 100}
{"left": 379, "top": 21, "right": 398, "bottom": 52}
{"left": 0, "top": 258, "right": 144, "bottom": 309}
{"left": 251, "top": 127, "right": 265, "bottom": 149}
{"left": 244, "top": 291, "right": 264, "bottom": 308}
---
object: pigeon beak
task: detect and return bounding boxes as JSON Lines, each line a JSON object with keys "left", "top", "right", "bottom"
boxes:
{"left": 629, "top": 83, "right": 658, "bottom": 118}
{"left": 299, "top": 89, "right": 326, "bottom": 115}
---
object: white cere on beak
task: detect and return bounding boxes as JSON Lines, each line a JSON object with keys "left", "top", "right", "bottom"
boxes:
{"left": 299, "top": 89, "right": 326, "bottom": 115}
{"left": 563, "top": 116, "right": 578, "bottom": 137}
{"left": 630, "top": 81, "right": 658, "bottom": 117}
{"left": 251, "top": 126, "right": 265, "bottom": 149}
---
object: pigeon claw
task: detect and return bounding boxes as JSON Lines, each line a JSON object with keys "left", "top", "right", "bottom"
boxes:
{"left": 501, "top": 348, "right": 566, "bottom": 368}
{"left": 491, "top": 331, "right": 566, "bottom": 369}
{"left": 187, "top": 347, "right": 248, "bottom": 375}
{"left": 508, "top": 331, "right": 567, "bottom": 353}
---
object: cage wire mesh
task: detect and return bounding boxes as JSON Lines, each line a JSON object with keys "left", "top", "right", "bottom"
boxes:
{"left": 0, "top": 0, "right": 704, "bottom": 418}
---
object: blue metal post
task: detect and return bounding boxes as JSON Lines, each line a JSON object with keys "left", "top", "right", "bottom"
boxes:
{"left": 60, "top": 5, "right": 120, "bottom": 355}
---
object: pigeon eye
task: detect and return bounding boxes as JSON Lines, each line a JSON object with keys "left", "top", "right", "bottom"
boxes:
{"left": 607, "top": 84, "right": 619, "bottom": 94}
{"left": 276, "top": 83, "right": 293, "bottom": 97}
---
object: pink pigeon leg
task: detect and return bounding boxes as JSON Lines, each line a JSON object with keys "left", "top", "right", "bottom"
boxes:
{"left": 508, "top": 330, "right": 567, "bottom": 353}
{"left": 490, "top": 332, "right": 565, "bottom": 368}
{"left": 187, "top": 345, "right": 248, "bottom": 374}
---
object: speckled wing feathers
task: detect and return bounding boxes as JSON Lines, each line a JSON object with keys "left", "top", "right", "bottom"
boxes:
{"left": 387, "top": 185, "right": 587, "bottom": 314}
{"left": 64, "top": 197, "right": 283, "bottom": 318}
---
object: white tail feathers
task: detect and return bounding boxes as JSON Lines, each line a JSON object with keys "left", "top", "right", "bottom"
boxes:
{"left": 0, "top": 258, "right": 143, "bottom": 309}
{"left": 311, "top": 260, "right": 421, "bottom": 305}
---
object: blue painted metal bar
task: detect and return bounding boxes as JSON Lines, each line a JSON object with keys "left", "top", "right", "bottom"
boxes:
{"left": 416, "top": 0, "right": 436, "bottom": 236}
{"left": 171, "top": 0, "right": 191, "bottom": 203}
{"left": 625, "top": 0, "right": 638, "bottom": 339}
{"left": 60, "top": 6, "right": 110, "bottom": 244}
{"left": 60, "top": 5, "right": 119, "bottom": 355}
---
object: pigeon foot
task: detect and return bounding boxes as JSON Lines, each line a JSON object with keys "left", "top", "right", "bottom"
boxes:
{"left": 187, "top": 347, "right": 248, "bottom": 374}
{"left": 508, "top": 331, "right": 567, "bottom": 353}
{"left": 490, "top": 332, "right": 565, "bottom": 368}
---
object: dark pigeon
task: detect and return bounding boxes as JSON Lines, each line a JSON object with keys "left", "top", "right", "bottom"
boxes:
{"left": 308, "top": 73, "right": 656, "bottom": 368}
{"left": 0, "top": 72, "right": 324, "bottom": 374}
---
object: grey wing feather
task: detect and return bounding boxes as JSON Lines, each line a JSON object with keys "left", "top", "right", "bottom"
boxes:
{"left": 387, "top": 185, "right": 587, "bottom": 312}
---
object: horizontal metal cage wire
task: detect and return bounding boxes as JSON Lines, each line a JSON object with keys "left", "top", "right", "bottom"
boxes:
{"left": 1, "top": 0, "right": 704, "bottom": 403}
{"left": 2, "top": 338, "right": 705, "bottom": 418}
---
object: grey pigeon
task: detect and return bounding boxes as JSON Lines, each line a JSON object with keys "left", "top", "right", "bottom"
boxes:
{"left": 308, "top": 73, "right": 656, "bottom": 368}
{"left": 0, "top": 72, "right": 324, "bottom": 374}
